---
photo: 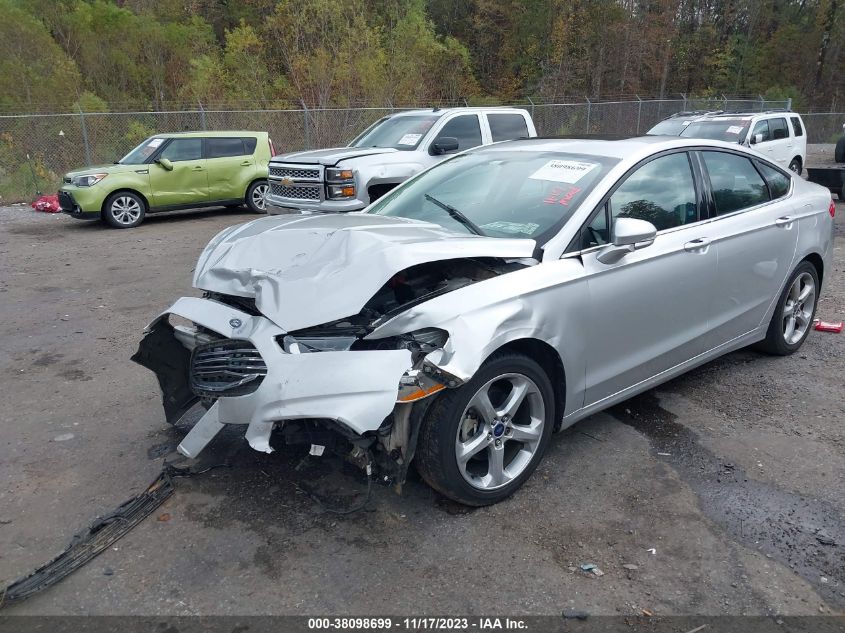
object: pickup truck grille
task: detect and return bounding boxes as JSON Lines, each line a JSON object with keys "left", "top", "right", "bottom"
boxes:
{"left": 269, "top": 183, "right": 320, "bottom": 201}
{"left": 190, "top": 339, "right": 267, "bottom": 398}
{"left": 270, "top": 166, "right": 320, "bottom": 179}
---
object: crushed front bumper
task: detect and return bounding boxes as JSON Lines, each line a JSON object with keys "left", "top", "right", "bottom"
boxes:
{"left": 133, "top": 297, "right": 413, "bottom": 458}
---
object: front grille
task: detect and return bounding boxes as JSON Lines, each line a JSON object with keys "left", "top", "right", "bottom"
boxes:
{"left": 269, "top": 183, "right": 320, "bottom": 200}
{"left": 270, "top": 166, "right": 320, "bottom": 179}
{"left": 58, "top": 191, "right": 75, "bottom": 211}
{"left": 190, "top": 339, "right": 267, "bottom": 398}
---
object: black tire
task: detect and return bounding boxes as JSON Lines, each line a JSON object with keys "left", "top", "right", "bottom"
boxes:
{"left": 246, "top": 180, "right": 268, "bottom": 214}
{"left": 835, "top": 136, "right": 845, "bottom": 163}
{"left": 755, "top": 261, "right": 819, "bottom": 355}
{"left": 102, "top": 191, "right": 146, "bottom": 228}
{"left": 414, "top": 351, "right": 555, "bottom": 506}
{"left": 788, "top": 158, "right": 802, "bottom": 176}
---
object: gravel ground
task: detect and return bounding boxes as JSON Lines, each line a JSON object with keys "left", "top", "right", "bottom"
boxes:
{"left": 0, "top": 186, "right": 843, "bottom": 617}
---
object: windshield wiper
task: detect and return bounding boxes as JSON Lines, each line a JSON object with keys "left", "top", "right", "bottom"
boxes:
{"left": 424, "top": 194, "right": 484, "bottom": 236}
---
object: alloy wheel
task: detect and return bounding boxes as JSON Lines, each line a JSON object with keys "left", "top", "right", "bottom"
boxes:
{"left": 455, "top": 373, "right": 545, "bottom": 491}
{"left": 252, "top": 183, "right": 268, "bottom": 210}
{"left": 111, "top": 196, "right": 142, "bottom": 225}
{"left": 782, "top": 272, "right": 815, "bottom": 345}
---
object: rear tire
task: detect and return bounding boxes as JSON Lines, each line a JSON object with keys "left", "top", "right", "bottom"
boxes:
{"left": 755, "top": 261, "right": 819, "bottom": 355}
{"left": 788, "top": 158, "right": 802, "bottom": 175}
{"left": 835, "top": 136, "right": 845, "bottom": 163}
{"left": 102, "top": 192, "right": 146, "bottom": 228}
{"left": 414, "top": 352, "right": 555, "bottom": 506}
{"left": 246, "top": 180, "right": 268, "bottom": 213}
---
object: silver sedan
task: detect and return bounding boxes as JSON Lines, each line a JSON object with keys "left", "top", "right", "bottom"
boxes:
{"left": 135, "top": 137, "right": 835, "bottom": 506}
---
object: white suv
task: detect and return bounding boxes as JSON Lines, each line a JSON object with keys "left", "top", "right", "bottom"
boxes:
{"left": 680, "top": 111, "right": 807, "bottom": 174}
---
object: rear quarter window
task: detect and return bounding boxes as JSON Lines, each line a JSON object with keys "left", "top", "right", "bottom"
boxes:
{"left": 243, "top": 137, "right": 258, "bottom": 154}
{"left": 790, "top": 117, "right": 804, "bottom": 137}
{"left": 756, "top": 161, "right": 791, "bottom": 199}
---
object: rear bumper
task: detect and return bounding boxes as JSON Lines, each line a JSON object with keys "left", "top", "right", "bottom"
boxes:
{"left": 133, "top": 297, "right": 413, "bottom": 458}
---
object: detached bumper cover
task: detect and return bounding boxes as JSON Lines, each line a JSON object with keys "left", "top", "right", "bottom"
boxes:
{"left": 134, "top": 297, "right": 413, "bottom": 457}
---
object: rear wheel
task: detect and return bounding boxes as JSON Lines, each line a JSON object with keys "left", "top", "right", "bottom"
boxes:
{"left": 756, "top": 261, "right": 819, "bottom": 355}
{"left": 102, "top": 192, "right": 146, "bottom": 228}
{"left": 788, "top": 158, "right": 802, "bottom": 175}
{"left": 414, "top": 352, "right": 555, "bottom": 506}
{"left": 246, "top": 180, "right": 268, "bottom": 213}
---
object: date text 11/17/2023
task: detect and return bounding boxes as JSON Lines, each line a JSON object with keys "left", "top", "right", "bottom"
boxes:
{"left": 307, "top": 617, "right": 529, "bottom": 630}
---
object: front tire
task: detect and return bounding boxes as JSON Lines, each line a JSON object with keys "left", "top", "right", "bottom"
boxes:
{"left": 102, "top": 192, "right": 146, "bottom": 228}
{"left": 414, "top": 352, "right": 555, "bottom": 506}
{"left": 246, "top": 180, "right": 268, "bottom": 213}
{"left": 756, "top": 261, "right": 819, "bottom": 355}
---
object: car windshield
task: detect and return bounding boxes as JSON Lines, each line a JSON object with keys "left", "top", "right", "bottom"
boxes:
{"left": 350, "top": 115, "right": 439, "bottom": 151}
{"left": 367, "top": 149, "right": 619, "bottom": 241}
{"left": 680, "top": 120, "right": 750, "bottom": 143}
{"left": 647, "top": 119, "right": 693, "bottom": 135}
{"left": 119, "top": 137, "right": 166, "bottom": 164}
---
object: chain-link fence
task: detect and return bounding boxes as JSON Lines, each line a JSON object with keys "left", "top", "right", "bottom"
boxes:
{"left": 3, "top": 95, "right": 829, "bottom": 203}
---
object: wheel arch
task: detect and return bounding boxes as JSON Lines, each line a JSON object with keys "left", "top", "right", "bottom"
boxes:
{"left": 101, "top": 188, "right": 150, "bottom": 216}
{"left": 493, "top": 338, "right": 567, "bottom": 431}
{"left": 244, "top": 177, "right": 268, "bottom": 199}
{"left": 801, "top": 252, "right": 824, "bottom": 286}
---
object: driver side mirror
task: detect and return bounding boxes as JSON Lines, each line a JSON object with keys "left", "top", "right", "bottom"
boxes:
{"left": 156, "top": 157, "right": 174, "bottom": 171}
{"left": 596, "top": 217, "right": 657, "bottom": 264}
{"left": 430, "top": 137, "right": 459, "bottom": 155}
{"left": 750, "top": 133, "right": 763, "bottom": 145}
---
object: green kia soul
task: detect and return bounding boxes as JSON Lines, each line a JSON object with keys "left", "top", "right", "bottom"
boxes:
{"left": 59, "top": 131, "right": 273, "bottom": 228}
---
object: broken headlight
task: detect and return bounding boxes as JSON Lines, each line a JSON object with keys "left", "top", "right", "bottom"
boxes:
{"left": 279, "top": 327, "right": 448, "bottom": 358}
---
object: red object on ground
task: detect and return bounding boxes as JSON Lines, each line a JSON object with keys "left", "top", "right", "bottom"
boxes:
{"left": 31, "top": 194, "right": 61, "bottom": 213}
{"left": 813, "top": 319, "right": 843, "bottom": 333}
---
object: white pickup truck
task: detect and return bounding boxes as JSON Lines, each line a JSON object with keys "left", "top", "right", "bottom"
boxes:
{"left": 265, "top": 107, "right": 537, "bottom": 214}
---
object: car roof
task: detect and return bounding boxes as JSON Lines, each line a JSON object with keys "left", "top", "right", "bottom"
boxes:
{"left": 388, "top": 107, "right": 528, "bottom": 119}
{"left": 698, "top": 110, "right": 796, "bottom": 120}
{"left": 473, "top": 136, "right": 757, "bottom": 160}
{"left": 153, "top": 131, "right": 268, "bottom": 139}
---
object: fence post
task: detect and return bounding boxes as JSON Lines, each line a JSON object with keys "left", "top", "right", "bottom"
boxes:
{"left": 301, "top": 102, "right": 311, "bottom": 150}
{"left": 786, "top": 97, "right": 792, "bottom": 111}
{"left": 721, "top": 93, "right": 728, "bottom": 110}
{"left": 585, "top": 97, "right": 591, "bottom": 133}
{"left": 636, "top": 95, "right": 642, "bottom": 134}
{"left": 527, "top": 96, "right": 535, "bottom": 122}
{"left": 758, "top": 95, "right": 765, "bottom": 112}
{"left": 198, "top": 100, "right": 207, "bottom": 130}
{"left": 78, "top": 106, "right": 92, "bottom": 166}
{"left": 681, "top": 92, "right": 687, "bottom": 111}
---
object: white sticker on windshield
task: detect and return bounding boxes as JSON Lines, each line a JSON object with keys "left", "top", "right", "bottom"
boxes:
{"left": 397, "top": 133, "right": 422, "bottom": 146}
{"left": 482, "top": 221, "right": 541, "bottom": 235}
{"left": 681, "top": 120, "right": 692, "bottom": 126}
{"left": 726, "top": 125, "right": 743, "bottom": 135}
{"left": 148, "top": 138, "right": 164, "bottom": 148}
{"left": 529, "top": 159, "right": 598, "bottom": 184}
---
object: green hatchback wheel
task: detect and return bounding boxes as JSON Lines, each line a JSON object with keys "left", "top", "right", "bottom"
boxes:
{"left": 246, "top": 180, "right": 268, "bottom": 213}
{"left": 102, "top": 192, "right": 146, "bottom": 228}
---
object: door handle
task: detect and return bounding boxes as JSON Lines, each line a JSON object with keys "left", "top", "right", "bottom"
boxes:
{"left": 193, "top": 166, "right": 204, "bottom": 171}
{"left": 775, "top": 216, "right": 794, "bottom": 227}
{"left": 240, "top": 160, "right": 251, "bottom": 166}
{"left": 684, "top": 237, "right": 711, "bottom": 252}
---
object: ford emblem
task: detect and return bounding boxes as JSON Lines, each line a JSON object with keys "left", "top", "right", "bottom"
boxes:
{"left": 229, "top": 318, "right": 243, "bottom": 328}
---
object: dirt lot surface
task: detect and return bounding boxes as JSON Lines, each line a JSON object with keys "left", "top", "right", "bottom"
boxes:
{"left": 0, "top": 192, "right": 843, "bottom": 617}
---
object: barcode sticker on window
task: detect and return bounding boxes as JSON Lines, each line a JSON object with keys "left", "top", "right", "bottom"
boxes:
{"left": 529, "top": 160, "right": 598, "bottom": 183}
{"left": 397, "top": 133, "right": 422, "bottom": 146}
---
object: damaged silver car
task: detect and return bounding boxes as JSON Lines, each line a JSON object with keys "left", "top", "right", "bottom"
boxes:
{"left": 134, "top": 137, "right": 835, "bottom": 505}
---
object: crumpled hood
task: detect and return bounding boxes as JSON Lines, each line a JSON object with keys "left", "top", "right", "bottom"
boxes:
{"left": 193, "top": 214, "right": 536, "bottom": 332}
{"left": 271, "top": 147, "right": 398, "bottom": 166}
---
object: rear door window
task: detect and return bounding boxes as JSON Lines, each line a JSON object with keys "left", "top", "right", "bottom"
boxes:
{"left": 702, "top": 151, "right": 770, "bottom": 214}
{"left": 769, "top": 118, "right": 789, "bottom": 140}
{"left": 243, "top": 137, "right": 258, "bottom": 154}
{"left": 790, "top": 117, "right": 804, "bottom": 137}
{"left": 487, "top": 113, "right": 530, "bottom": 142}
{"left": 207, "top": 137, "right": 246, "bottom": 158}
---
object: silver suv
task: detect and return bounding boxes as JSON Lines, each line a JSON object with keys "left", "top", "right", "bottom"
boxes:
{"left": 265, "top": 107, "right": 537, "bottom": 214}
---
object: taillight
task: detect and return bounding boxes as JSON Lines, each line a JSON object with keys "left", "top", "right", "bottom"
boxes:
{"left": 830, "top": 199, "right": 836, "bottom": 218}
{"left": 269, "top": 138, "right": 276, "bottom": 157}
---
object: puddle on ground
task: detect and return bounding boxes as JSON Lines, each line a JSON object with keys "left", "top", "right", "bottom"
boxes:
{"left": 609, "top": 393, "right": 845, "bottom": 609}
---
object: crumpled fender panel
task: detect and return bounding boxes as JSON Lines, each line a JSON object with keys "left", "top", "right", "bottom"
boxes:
{"left": 137, "top": 297, "right": 413, "bottom": 453}
{"left": 192, "top": 214, "right": 535, "bottom": 332}
{"left": 367, "top": 258, "right": 591, "bottom": 416}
